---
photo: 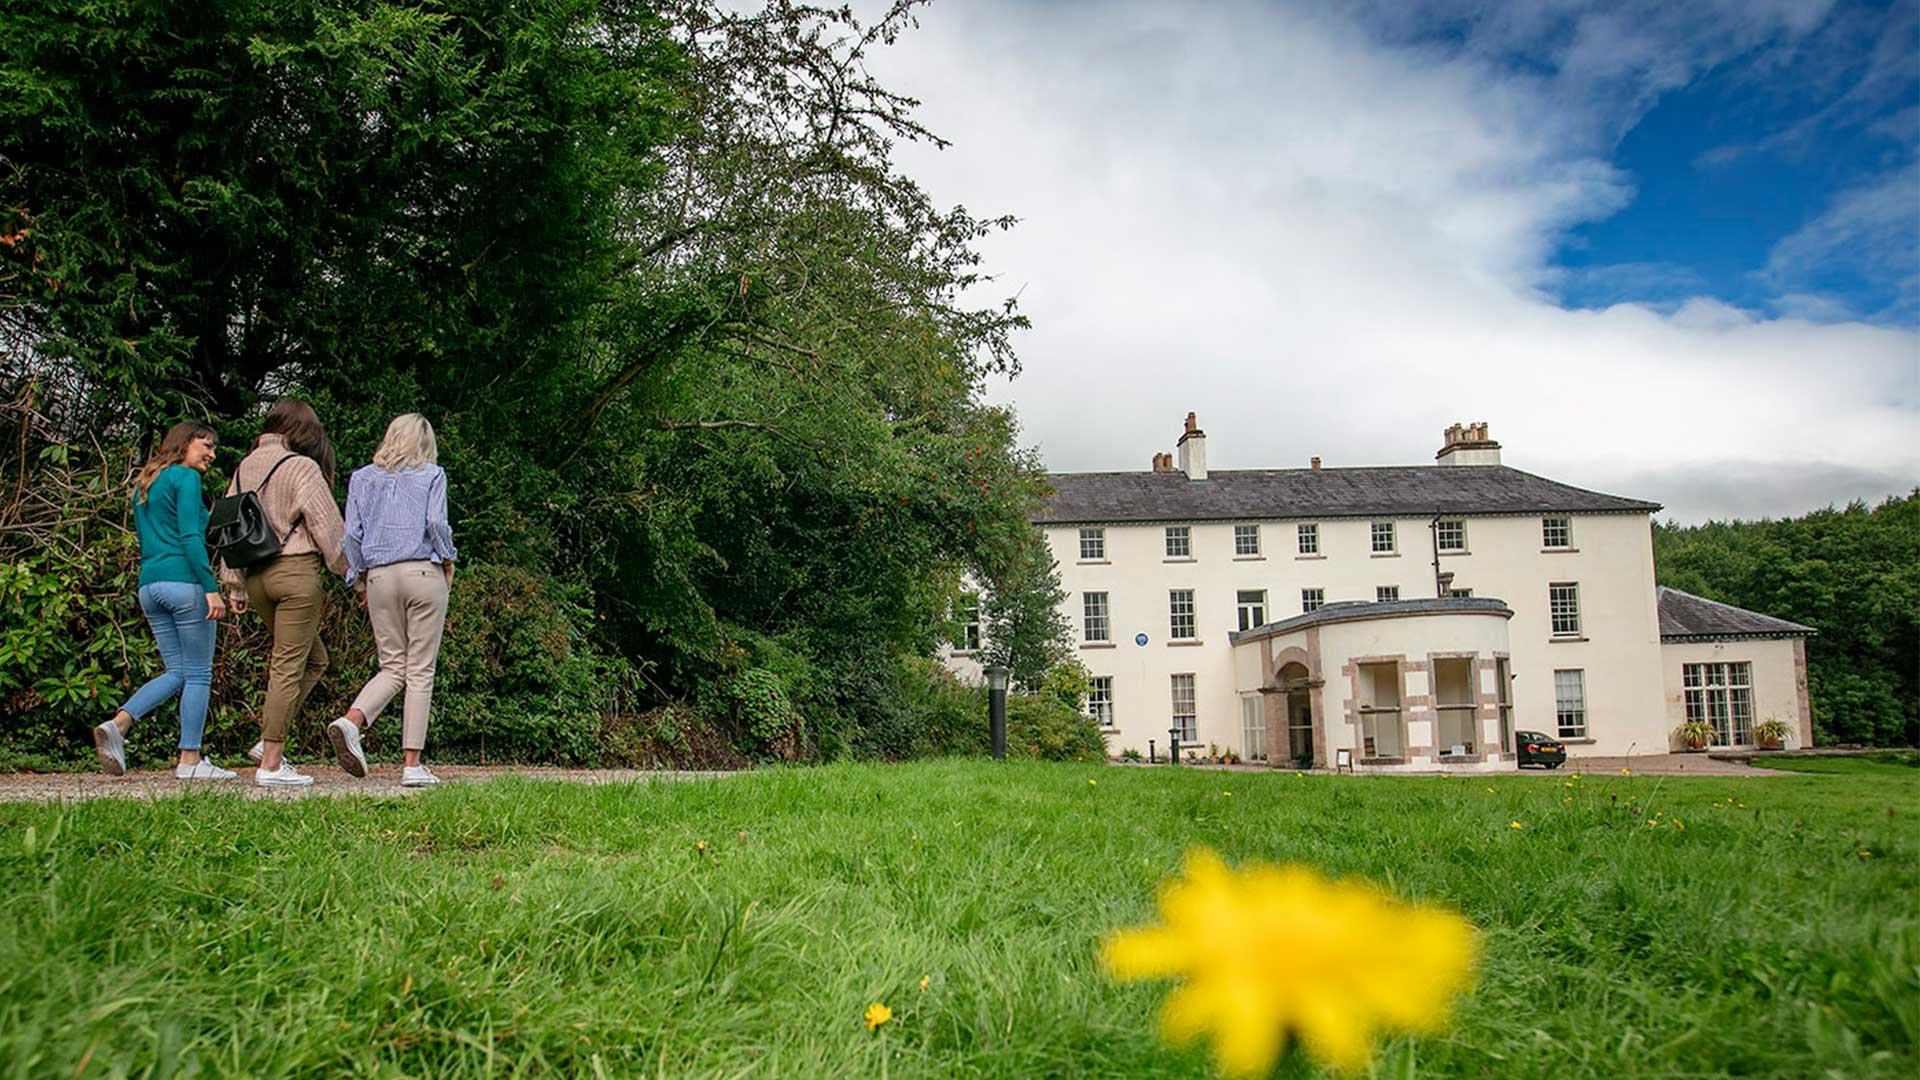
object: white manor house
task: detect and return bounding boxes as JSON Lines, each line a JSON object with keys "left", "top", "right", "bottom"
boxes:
{"left": 945, "top": 417, "right": 1814, "bottom": 771}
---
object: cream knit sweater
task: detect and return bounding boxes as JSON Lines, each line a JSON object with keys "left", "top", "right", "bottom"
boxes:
{"left": 219, "top": 434, "right": 349, "bottom": 593}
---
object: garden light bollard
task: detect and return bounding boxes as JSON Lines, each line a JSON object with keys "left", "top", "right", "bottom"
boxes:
{"left": 1148, "top": 739, "right": 1156, "bottom": 764}
{"left": 985, "top": 664, "right": 1009, "bottom": 761}
{"left": 1167, "top": 727, "right": 1182, "bottom": 766}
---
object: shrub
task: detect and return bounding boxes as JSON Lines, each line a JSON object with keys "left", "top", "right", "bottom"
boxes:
{"left": 1005, "top": 693, "right": 1108, "bottom": 763}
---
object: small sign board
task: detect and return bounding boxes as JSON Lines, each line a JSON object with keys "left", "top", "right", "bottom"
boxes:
{"left": 1335, "top": 748, "right": 1353, "bottom": 773}
{"left": 1134, "top": 632, "right": 1149, "bottom": 646}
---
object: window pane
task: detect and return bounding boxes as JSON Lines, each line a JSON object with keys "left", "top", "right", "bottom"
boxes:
{"left": 1437, "top": 520, "right": 1466, "bottom": 551}
{"left": 1165, "top": 526, "right": 1191, "bottom": 558}
{"left": 1549, "top": 583, "right": 1581, "bottom": 635}
{"left": 1236, "top": 590, "right": 1266, "bottom": 632}
{"left": 1088, "top": 676, "right": 1115, "bottom": 727}
{"left": 1083, "top": 592, "right": 1109, "bottom": 642}
{"left": 1079, "top": 528, "right": 1105, "bottom": 560}
{"left": 1371, "top": 521, "right": 1395, "bottom": 552}
{"left": 1171, "top": 674, "right": 1197, "bottom": 741}
{"left": 1298, "top": 523, "right": 1318, "bottom": 554}
{"left": 1543, "top": 517, "right": 1570, "bottom": 548}
{"left": 1241, "top": 697, "right": 1265, "bottom": 759}
{"left": 1234, "top": 524, "right": 1261, "bottom": 556}
{"left": 1553, "top": 668, "right": 1586, "bottom": 738}
{"left": 1376, "top": 586, "right": 1400, "bottom": 602}
{"left": 1169, "top": 590, "right": 1196, "bottom": 639}
{"left": 1301, "top": 588, "right": 1324, "bottom": 612}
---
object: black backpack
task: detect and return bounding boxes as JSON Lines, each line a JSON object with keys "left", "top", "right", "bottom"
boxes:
{"left": 207, "top": 454, "right": 305, "bottom": 571}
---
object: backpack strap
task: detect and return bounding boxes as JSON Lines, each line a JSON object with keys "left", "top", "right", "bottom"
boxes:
{"left": 252, "top": 453, "right": 309, "bottom": 543}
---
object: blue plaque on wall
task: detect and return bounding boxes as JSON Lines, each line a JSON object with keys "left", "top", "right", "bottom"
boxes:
{"left": 1134, "top": 632, "right": 1149, "bottom": 646}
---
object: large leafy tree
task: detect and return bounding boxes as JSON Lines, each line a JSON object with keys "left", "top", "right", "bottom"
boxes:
{"left": 2, "top": 0, "right": 1062, "bottom": 757}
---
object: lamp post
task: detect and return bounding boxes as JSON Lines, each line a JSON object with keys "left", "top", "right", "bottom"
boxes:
{"left": 984, "top": 664, "right": 1009, "bottom": 761}
{"left": 1167, "top": 726, "right": 1182, "bottom": 765}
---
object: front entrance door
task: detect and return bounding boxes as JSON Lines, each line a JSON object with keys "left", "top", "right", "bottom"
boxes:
{"left": 1287, "top": 689, "right": 1314, "bottom": 768}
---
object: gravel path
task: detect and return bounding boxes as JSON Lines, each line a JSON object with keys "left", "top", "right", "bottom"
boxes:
{"left": 0, "top": 764, "right": 732, "bottom": 804}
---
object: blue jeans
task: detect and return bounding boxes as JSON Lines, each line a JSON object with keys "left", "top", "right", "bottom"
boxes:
{"left": 118, "top": 582, "right": 217, "bottom": 751}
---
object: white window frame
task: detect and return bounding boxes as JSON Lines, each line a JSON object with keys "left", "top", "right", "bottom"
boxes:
{"left": 1357, "top": 662, "right": 1403, "bottom": 758}
{"left": 1376, "top": 586, "right": 1400, "bottom": 603}
{"left": 1236, "top": 589, "right": 1267, "bottom": 632}
{"left": 1171, "top": 674, "right": 1197, "bottom": 742}
{"left": 1684, "top": 662, "right": 1754, "bottom": 746}
{"left": 1078, "top": 528, "right": 1106, "bottom": 561}
{"left": 954, "top": 594, "right": 981, "bottom": 653}
{"left": 1549, "top": 582, "right": 1581, "bottom": 636}
{"left": 1088, "top": 676, "right": 1115, "bottom": 729}
{"left": 1553, "top": 669, "right": 1587, "bottom": 739}
{"left": 1241, "top": 695, "right": 1266, "bottom": 760}
{"left": 1168, "top": 589, "right": 1197, "bottom": 640}
{"left": 1436, "top": 519, "right": 1466, "bottom": 551}
{"left": 1082, "top": 591, "right": 1110, "bottom": 643}
{"left": 1164, "top": 526, "right": 1192, "bottom": 558}
{"left": 1297, "top": 523, "right": 1319, "bottom": 555}
{"left": 1233, "top": 524, "right": 1261, "bottom": 556}
{"left": 1542, "top": 517, "right": 1572, "bottom": 549}
{"left": 1301, "top": 588, "right": 1325, "bottom": 613}
{"left": 1371, "top": 521, "right": 1396, "bottom": 553}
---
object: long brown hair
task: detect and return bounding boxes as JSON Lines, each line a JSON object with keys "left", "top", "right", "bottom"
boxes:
{"left": 256, "top": 398, "right": 336, "bottom": 484}
{"left": 135, "top": 422, "right": 216, "bottom": 502}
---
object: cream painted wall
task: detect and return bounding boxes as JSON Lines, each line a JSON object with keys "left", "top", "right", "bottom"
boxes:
{"left": 1659, "top": 639, "right": 1807, "bottom": 749}
{"left": 1037, "top": 509, "right": 1670, "bottom": 759}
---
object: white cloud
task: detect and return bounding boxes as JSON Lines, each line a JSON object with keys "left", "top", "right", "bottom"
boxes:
{"left": 864, "top": 1, "right": 1920, "bottom": 522}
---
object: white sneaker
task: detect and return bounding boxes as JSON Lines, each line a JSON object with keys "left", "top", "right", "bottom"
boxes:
{"left": 247, "top": 741, "right": 265, "bottom": 763}
{"left": 401, "top": 766, "right": 441, "bottom": 788}
{"left": 176, "top": 760, "right": 237, "bottom": 781}
{"left": 327, "top": 718, "right": 368, "bottom": 777}
{"left": 255, "top": 763, "right": 315, "bottom": 788}
{"left": 93, "top": 722, "right": 127, "bottom": 776}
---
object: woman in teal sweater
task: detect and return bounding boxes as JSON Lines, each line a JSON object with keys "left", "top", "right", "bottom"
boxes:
{"left": 92, "top": 422, "right": 236, "bottom": 780}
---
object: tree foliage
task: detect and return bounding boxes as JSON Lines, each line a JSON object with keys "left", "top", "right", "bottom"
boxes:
{"left": 1654, "top": 493, "right": 1919, "bottom": 747}
{"left": 1, "top": 0, "right": 1066, "bottom": 763}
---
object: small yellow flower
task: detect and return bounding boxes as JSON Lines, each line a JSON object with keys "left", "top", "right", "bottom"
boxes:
{"left": 919, "top": 975, "right": 930, "bottom": 992}
{"left": 1646, "top": 819, "right": 1658, "bottom": 827}
{"left": 1101, "top": 848, "right": 1477, "bottom": 1075}
{"left": 1089, "top": 779, "right": 1098, "bottom": 786}
{"left": 1738, "top": 803, "right": 1747, "bottom": 809}
{"left": 864, "top": 1002, "right": 893, "bottom": 1031}
{"left": 696, "top": 840, "right": 709, "bottom": 853}
{"left": 1673, "top": 820, "right": 1684, "bottom": 830}
{"left": 738, "top": 830, "right": 749, "bottom": 842}
{"left": 1570, "top": 773, "right": 1582, "bottom": 780}
{"left": 1295, "top": 772, "right": 1304, "bottom": 778}
{"left": 1508, "top": 821, "right": 1523, "bottom": 830}
{"left": 1222, "top": 791, "right": 1232, "bottom": 797}
{"left": 1563, "top": 782, "right": 1573, "bottom": 788}
{"left": 1484, "top": 787, "right": 1495, "bottom": 794}
{"left": 1563, "top": 797, "right": 1572, "bottom": 804}
{"left": 1858, "top": 850, "right": 1872, "bottom": 859}
{"left": 1621, "top": 768, "right": 1632, "bottom": 775}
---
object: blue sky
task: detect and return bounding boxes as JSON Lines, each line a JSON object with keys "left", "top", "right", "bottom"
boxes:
{"left": 873, "top": 1, "right": 1919, "bottom": 522}
{"left": 1533, "top": 1, "right": 1919, "bottom": 322}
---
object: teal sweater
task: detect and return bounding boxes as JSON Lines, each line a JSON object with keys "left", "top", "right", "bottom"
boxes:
{"left": 134, "top": 465, "right": 219, "bottom": 593}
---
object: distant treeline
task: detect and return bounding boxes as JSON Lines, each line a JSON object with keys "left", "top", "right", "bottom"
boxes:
{"left": 1654, "top": 493, "right": 1918, "bottom": 746}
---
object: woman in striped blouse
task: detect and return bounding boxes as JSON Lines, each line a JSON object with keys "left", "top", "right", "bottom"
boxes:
{"left": 328, "top": 413, "right": 457, "bottom": 787}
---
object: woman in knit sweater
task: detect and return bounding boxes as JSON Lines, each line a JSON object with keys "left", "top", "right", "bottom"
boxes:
{"left": 93, "top": 421, "right": 237, "bottom": 780}
{"left": 219, "top": 399, "right": 348, "bottom": 788}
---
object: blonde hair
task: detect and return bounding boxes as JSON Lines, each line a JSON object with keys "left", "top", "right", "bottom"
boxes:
{"left": 372, "top": 413, "right": 438, "bottom": 471}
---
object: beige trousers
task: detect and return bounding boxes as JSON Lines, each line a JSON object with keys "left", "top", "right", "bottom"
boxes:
{"left": 349, "top": 561, "right": 449, "bottom": 751}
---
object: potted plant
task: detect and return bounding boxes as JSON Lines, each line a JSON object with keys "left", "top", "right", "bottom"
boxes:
{"left": 1674, "top": 720, "right": 1714, "bottom": 751}
{"left": 1753, "top": 718, "right": 1791, "bottom": 750}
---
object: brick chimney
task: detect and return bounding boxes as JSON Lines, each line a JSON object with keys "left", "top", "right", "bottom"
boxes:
{"left": 1436, "top": 421, "right": 1501, "bottom": 466}
{"left": 1151, "top": 451, "right": 1176, "bottom": 473}
{"left": 1175, "top": 412, "right": 1207, "bottom": 480}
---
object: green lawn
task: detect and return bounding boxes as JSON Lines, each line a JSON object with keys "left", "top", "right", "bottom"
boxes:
{"left": 2, "top": 760, "right": 1915, "bottom": 1078}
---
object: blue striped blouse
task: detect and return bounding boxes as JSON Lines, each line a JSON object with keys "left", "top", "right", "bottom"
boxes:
{"left": 342, "top": 463, "right": 458, "bottom": 584}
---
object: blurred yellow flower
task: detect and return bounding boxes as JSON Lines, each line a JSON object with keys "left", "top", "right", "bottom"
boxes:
{"left": 864, "top": 1002, "right": 892, "bottom": 1031}
{"left": 1509, "top": 821, "right": 1524, "bottom": 830}
{"left": 919, "top": 975, "right": 930, "bottom": 992}
{"left": 1089, "top": 779, "right": 1098, "bottom": 786}
{"left": 1100, "top": 848, "right": 1477, "bottom": 1075}
{"left": 1621, "top": 768, "right": 1632, "bottom": 775}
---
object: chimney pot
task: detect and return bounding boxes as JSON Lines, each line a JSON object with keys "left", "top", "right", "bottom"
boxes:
{"left": 1310, "top": 456, "right": 1321, "bottom": 470}
{"left": 1184, "top": 411, "right": 1198, "bottom": 434}
{"left": 1436, "top": 420, "right": 1501, "bottom": 466}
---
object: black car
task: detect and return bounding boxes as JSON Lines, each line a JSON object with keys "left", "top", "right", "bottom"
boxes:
{"left": 1514, "top": 730, "right": 1567, "bottom": 768}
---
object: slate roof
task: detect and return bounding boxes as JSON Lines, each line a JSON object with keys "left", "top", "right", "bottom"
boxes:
{"left": 1230, "top": 597, "right": 1514, "bottom": 645}
{"left": 1034, "top": 466, "right": 1661, "bottom": 525}
{"left": 1657, "top": 587, "right": 1816, "bottom": 640}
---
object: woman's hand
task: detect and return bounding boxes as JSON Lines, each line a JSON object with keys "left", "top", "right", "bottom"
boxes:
{"left": 205, "top": 592, "right": 227, "bottom": 621}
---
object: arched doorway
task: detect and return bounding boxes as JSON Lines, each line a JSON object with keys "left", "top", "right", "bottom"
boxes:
{"left": 1277, "top": 661, "right": 1315, "bottom": 768}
